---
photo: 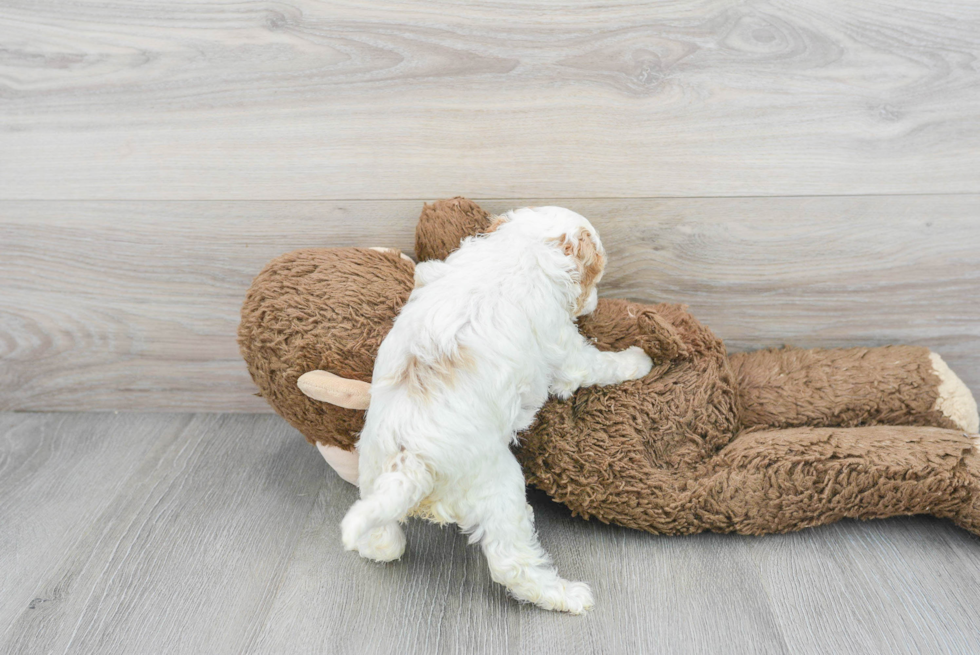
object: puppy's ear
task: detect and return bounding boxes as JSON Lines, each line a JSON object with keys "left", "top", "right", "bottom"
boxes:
{"left": 574, "top": 229, "right": 605, "bottom": 295}
{"left": 552, "top": 233, "right": 576, "bottom": 257}
{"left": 482, "top": 215, "right": 509, "bottom": 234}
{"left": 556, "top": 230, "right": 604, "bottom": 281}
{"left": 552, "top": 229, "right": 605, "bottom": 313}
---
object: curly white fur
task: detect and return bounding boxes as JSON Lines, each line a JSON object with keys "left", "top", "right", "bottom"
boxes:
{"left": 341, "top": 206, "right": 653, "bottom": 614}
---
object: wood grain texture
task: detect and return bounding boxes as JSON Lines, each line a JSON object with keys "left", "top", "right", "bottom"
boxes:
{"left": 0, "top": 412, "right": 192, "bottom": 634}
{"left": 5, "top": 412, "right": 979, "bottom": 655}
{"left": 748, "top": 519, "right": 980, "bottom": 654}
{"left": 1, "top": 0, "right": 979, "bottom": 199}
{"left": 0, "top": 413, "right": 324, "bottom": 655}
{"left": 2, "top": 196, "right": 978, "bottom": 412}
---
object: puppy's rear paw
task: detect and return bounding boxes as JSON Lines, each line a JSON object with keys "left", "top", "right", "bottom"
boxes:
{"left": 341, "top": 504, "right": 370, "bottom": 552}
{"left": 357, "top": 523, "right": 407, "bottom": 563}
{"left": 537, "top": 579, "right": 595, "bottom": 615}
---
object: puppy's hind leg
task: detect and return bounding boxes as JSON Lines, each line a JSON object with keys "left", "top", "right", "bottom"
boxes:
{"left": 462, "top": 455, "right": 594, "bottom": 614}
{"left": 342, "top": 451, "right": 433, "bottom": 562}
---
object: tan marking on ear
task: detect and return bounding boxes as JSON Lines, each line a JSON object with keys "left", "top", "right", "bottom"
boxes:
{"left": 574, "top": 230, "right": 605, "bottom": 313}
{"left": 552, "top": 229, "right": 605, "bottom": 314}
{"left": 400, "top": 355, "right": 426, "bottom": 397}
{"left": 548, "top": 230, "right": 605, "bottom": 313}
{"left": 547, "top": 234, "right": 575, "bottom": 256}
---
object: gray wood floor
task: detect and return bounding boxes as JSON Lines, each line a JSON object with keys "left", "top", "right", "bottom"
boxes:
{"left": 3, "top": 411, "right": 980, "bottom": 655}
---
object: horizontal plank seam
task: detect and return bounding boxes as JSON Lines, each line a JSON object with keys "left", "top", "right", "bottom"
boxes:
{"left": 1, "top": 192, "right": 980, "bottom": 203}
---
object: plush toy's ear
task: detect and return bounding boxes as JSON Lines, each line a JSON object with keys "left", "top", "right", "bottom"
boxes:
{"left": 297, "top": 370, "right": 367, "bottom": 485}
{"left": 415, "top": 197, "right": 493, "bottom": 262}
{"left": 297, "top": 370, "right": 371, "bottom": 410}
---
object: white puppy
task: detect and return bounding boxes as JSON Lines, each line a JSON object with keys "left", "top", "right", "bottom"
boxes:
{"left": 341, "top": 206, "right": 653, "bottom": 613}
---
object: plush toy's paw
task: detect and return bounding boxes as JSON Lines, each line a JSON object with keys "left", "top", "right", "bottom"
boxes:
{"left": 354, "top": 523, "right": 407, "bottom": 563}
{"left": 930, "top": 352, "right": 980, "bottom": 434}
{"left": 534, "top": 579, "right": 595, "bottom": 615}
{"left": 616, "top": 346, "right": 654, "bottom": 381}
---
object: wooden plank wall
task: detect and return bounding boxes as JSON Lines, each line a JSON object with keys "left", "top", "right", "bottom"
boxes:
{"left": 1, "top": 1, "right": 978, "bottom": 411}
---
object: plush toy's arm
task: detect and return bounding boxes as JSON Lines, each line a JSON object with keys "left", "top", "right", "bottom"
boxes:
{"left": 577, "top": 299, "right": 689, "bottom": 363}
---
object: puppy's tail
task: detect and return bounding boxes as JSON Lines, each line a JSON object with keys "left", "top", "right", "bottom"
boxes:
{"left": 341, "top": 451, "right": 434, "bottom": 551}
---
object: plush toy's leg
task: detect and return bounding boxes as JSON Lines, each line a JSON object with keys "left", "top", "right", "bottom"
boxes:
{"left": 946, "top": 453, "right": 980, "bottom": 535}
{"left": 694, "top": 425, "right": 980, "bottom": 536}
{"left": 730, "top": 346, "right": 978, "bottom": 433}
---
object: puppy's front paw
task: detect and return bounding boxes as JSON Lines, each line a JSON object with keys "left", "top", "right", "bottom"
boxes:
{"left": 549, "top": 378, "right": 578, "bottom": 400}
{"left": 616, "top": 346, "right": 653, "bottom": 381}
{"left": 537, "top": 579, "right": 595, "bottom": 615}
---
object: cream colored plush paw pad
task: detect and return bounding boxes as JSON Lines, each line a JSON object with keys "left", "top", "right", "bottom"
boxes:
{"left": 930, "top": 352, "right": 980, "bottom": 433}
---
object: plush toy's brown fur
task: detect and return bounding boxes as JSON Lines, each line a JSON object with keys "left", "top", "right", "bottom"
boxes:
{"left": 239, "top": 198, "right": 980, "bottom": 536}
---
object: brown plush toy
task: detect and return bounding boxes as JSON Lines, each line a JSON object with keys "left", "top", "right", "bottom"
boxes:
{"left": 239, "top": 198, "right": 980, "bottom": 537}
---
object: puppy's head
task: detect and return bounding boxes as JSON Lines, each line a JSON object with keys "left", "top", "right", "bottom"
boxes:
{"left": 496, "top": 206, "right": 606, "bottom": 316}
